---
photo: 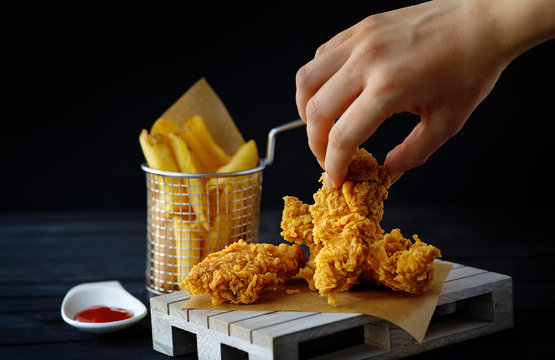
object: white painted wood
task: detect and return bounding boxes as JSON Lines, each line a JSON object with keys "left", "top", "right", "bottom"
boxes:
{"left": 150, "top": 263, "right": 514, "bottom": 360}
{"left": 438, "top": 271, "right": 511, "bottom": 305}
{"left": 252, "top": 313, "right": 365, "bottom": 347}
{"left": 189, "top": 309, "right": 232, "bottom": 328}
{"left": 209, "top": 310, "right": 274, "bottom": 335}
{"left": 444, "top": 265, "right": 487, "bottom": 282}
{"left": 230, "top": 311, "right": 317, "bottom": 343}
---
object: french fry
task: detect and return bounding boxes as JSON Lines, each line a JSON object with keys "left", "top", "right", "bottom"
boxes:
{"left": 139, "top": 129, "right": 178, "bottom": 172}
{"left": 151, "top": 118, "right": 182, "bottom": 136}
{"left": 167, "top": 133, "right": 200, "bottom": 174}
{"left": 205, "top": 172, "right": 261, "bottom": 257}
{"left": 173, "top": 215, "right": 206, "bottom": 284}
{"left": 151, "top": 215, "right": 178, "bottom": 292}
{"left": 209, "top": 139, "right": 259, "bottom": 187}
{"left": 179, "top": 115, "right": 231, "bottom": 173}
{"left": 140, "top": 129, "right": 191, "bottom": 217}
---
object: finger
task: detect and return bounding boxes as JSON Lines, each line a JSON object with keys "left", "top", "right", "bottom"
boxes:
{"left": 296, "top": 47, "right": 350, "bottom": 122}
{"left": 384, "top": 113, "right": 461, "bottom": 179}
{"left": 305, "top": 65, "right": 364, "bottom": 167}
{"left": 323, "top": 87, "right": 393, "bottom": 188}
{"left": 314, "top": 26, "right": 355, "bottom": 57}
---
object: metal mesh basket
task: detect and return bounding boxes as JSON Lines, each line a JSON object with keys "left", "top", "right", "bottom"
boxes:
{"left": 143, "top": 119, "right": 304, "bottom": 294}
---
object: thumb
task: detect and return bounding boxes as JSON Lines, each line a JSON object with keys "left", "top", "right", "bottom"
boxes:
{"left": 384, "top": 115, "right": 461, "bottom": 180}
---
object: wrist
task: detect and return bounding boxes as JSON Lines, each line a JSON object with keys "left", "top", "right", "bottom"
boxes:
{"left": 472, "top": 0, "right": 555, "bottom": 61}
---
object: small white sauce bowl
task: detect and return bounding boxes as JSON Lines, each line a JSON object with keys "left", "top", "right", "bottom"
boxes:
{"left": 61, "top": 280, "right": 147, "bottom": 334}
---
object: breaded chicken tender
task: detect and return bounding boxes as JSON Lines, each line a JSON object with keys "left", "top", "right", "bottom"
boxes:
{"left": 280, "top": 148, "right": 442, "bottom": 306}
{"left": 281, "top": 149, "right": 391, "bottom": 305}
{"left": 181, "top": 240, "right": 306, "bottom": 305}
{"left": 360, "top": 229, "right": 441, "bottom": 294}
{"left": 281, "top": 196, "right": 320, "bottom": 290}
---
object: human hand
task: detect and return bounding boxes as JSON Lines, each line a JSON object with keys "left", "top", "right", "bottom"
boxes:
{"left": 296, "top": 0, "right": 555, "bottom": 187}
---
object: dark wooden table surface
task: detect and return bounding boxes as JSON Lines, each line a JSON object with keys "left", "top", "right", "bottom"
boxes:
{"left": 1, "top": 205, "right": 554, "bottom": 359}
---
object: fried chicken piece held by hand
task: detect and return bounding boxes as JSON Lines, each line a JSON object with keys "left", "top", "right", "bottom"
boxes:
{"left": 181, "top": 240, "right": 306, "bottom": 305}
{"left": 309, "top": 149, "right": 391, "bottom": 305}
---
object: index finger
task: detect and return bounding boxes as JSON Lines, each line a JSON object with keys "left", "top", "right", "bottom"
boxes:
{"left": 323, "top": 87, "right": 392, "bottom": 187}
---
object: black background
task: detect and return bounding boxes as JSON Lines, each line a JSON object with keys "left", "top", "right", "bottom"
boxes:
{"left": 2, "top": 1, "right": 554, "bottom": 213}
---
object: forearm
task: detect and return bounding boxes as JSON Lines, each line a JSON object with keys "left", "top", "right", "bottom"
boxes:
{"left": 474, "top": 0, "right": 555, "bottom": 61}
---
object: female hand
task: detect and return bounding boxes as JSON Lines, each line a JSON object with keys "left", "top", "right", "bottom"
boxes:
{"left": 296, "top": 0, "right": 555, "bottom": 187}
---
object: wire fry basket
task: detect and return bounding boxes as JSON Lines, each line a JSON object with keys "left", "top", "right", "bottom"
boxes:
{"left": 142, "top": 119, "right": 304, "bottom": 294}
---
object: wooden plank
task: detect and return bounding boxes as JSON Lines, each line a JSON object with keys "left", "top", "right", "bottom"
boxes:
{"left": 188, "top": 309, "right": 232, "bottom": 328}
{"left": 253, "top": 312, "right": 366, "bottom": 348}
{"left": 230, "top": 311, "right": 317, "bottom": 343}
{"left": 438, "top": 271, "right": 511, "bottom": 305}
{"left": 168, "top": 301, "right": 190, "bottom": 322}
{"left": 208, "top": 310, "right": 274, "bottom": 335}
{"left": 444, "top": 265, "right": 487, "bottom": 282}
{"left": 150, "top": 291, "right": 191, "bottom": 314}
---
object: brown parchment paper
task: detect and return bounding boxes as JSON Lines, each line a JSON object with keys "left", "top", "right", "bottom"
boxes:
{"left": 158, "top": 78, "right": 245, "bottom": 156}
{"left": 182, "top": 261, "right": 452, "bottom": 343}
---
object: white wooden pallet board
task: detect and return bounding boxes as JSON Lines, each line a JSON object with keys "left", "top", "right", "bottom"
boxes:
{"left": 150, "top": 260, "right": 513, "bottom": 359}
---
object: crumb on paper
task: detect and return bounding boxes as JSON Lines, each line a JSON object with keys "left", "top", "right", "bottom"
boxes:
{"left": 285, "top": 289, "right": 301, "bottom": 295}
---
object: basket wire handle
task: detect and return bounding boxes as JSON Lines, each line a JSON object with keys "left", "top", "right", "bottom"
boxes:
{"left": 264, "top": 119, "right": 305, "bottom": 167}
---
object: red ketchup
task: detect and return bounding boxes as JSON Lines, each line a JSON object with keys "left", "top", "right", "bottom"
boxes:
{"left": 74, "top": 305, "right": 133, "bottom": 323}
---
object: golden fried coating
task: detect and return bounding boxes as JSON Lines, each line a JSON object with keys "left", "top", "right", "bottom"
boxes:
{"left": 181, "top": 239, "right": 306, "bottom": 305}
{"left": 360, "top": 229, "right": 441, "bottom": 294}
{"left": 280, "top": 148, "right": 442, "bottom": 306}
{"left": 281, "top": 149, "right": 391, "bottom": 305}
{"left": 281, "top": 196, "right": 313, "bottom": 245}
{"left": 280, "top": 196, "right": 321, "bottom": 290}
{"left": 310, "top": 149, "right": 391, "bottom": 305}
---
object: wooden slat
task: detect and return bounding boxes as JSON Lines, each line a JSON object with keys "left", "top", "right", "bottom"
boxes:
{"left": 150, "top": 291, "right": 191, "bottom": 314}
{"left": 208, "top": 310, "right": 274, "bottom": 335}
{"left": 168, "top": 301, "right": 189, "bottom": 322}
{"left": 438, "top": 271, "right": 511, "bottom": 305}
{"left": 253, "top": 312, "right": 366, "bottom": 348}
{"left": 230, "top": 311, "right": 317, "bottom": 343}
{"left": 188, "top": 309, "right": 231, "bottom": 328}
{"left": 444, "top": 265, "right": 487, "bottom": 282}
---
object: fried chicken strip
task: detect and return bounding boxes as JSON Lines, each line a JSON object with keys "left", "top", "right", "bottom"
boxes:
{"left": 360, "top": 229, "right": 441, "bottom": 294}
{"left": 310, "top": 149, "right": 391, "bottom": 305}
{"left": 280, "top": 196, "right": 320, "bottom": 290}
{"left": 181, "top": 239, "right": 306, "bottom": 305}
{"left": 281, "top": 149, "right": 390, "bottom": 305}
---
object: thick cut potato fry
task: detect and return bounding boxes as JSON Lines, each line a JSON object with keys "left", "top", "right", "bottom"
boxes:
{"left": 205, "top": 173, "right": 260, "bottom": 257}
{"left": 173, "top": 215, "right": 206, "bottom": 282}
{"left": 209, "top": 139, "right": 259, "bottom": 187}
{"left": 152, "top": 215, "right": 177, "bottom": 291}
{"left": 179, "top": 115, "right": 231, "bottom": 173}
{"left": 139, "top": 129, "right": 178, "bottom": 172}
{"left": 140, "top": 130, "right": 191, "bottom": 216}
{"left": 151, "top": 118, "right": 182, "bottom": 136}
{"left": 167, "top": 133, "right": 200, "bottom": 173}
{"left": 184, "top": 178, "right": 218, "bottom": 232}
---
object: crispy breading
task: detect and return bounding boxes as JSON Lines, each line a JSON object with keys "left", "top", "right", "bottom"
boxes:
{"left": 281, "top": 149, "right": 391, "bottom": 305}
{"left": 309, "top": 149, "right": 391, "bottom": 305}
{"left": 280, "top": 196, "right": 321, "bottom": 290}
{"left": 280, "top": 148, "right": 441, "bottom": 306}
{"left": 281, "top": 196, "right": 313, "bottom": 245}
{"left": 181, "top": 240, "right": 306, "bottom": 305}
{"left": 360, "top": 229, "right": 441, "bottom": 294}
